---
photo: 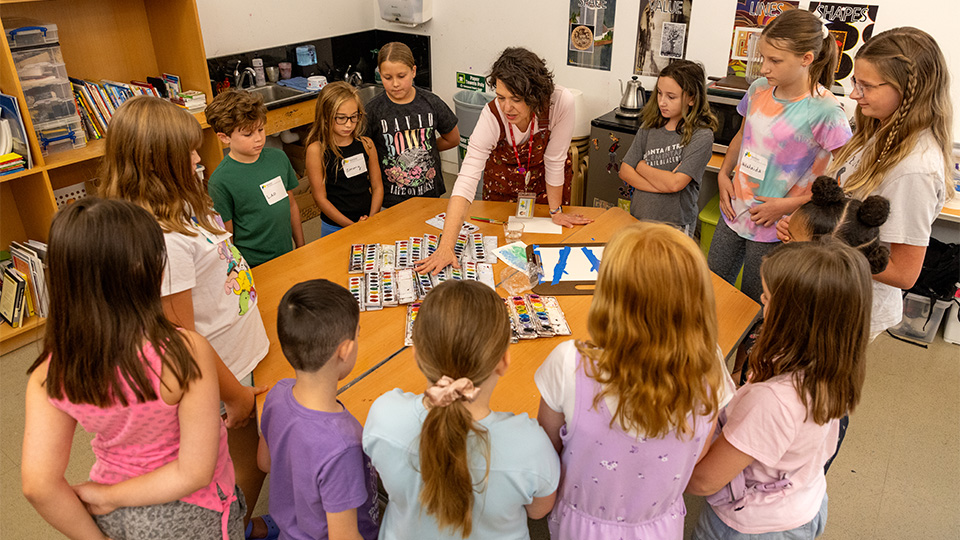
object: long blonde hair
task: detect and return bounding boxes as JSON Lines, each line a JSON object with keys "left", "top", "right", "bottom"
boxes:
{"left": 639, "top": 60, "right": 718, "bottom": 147}
{"left": 831, "top": 27, "right": 954, "bottom": 199}
{"left": 751, "top": 239, "right": 870, "bottom": 424}
{"left": 577, "top": 222, "right": 724, "bottom": 438}
{"left": 304, "top": 82, "right": 366, "bottom": 181}
{"left": 98, "top": 96, "right": 221, "bottom": 236}
{"left": 411, "top": 280, "right": 510, "bottom": 538}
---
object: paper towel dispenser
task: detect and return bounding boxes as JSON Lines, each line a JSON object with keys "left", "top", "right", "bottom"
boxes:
{"left": 378, "top": 0, "right": 432, "bottom": 26}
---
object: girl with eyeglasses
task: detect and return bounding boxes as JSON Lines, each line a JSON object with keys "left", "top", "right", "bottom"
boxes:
{"left": 780, "top": 27, "right": 953, "bottom": 338}
{"left": 306, "top": 81, "right": 384, "bottom": 237}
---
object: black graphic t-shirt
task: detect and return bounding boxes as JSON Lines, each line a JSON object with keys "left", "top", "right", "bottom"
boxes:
{"left": 365, "top": 87, "right": 458, "bottom": 207}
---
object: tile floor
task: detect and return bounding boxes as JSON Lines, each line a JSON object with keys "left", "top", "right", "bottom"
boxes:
{"left": 3, "top": 169, "right": 958, "bottom": 538}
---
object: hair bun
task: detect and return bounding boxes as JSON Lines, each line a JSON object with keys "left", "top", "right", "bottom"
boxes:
{"left": 810, "top": 176, "right": 845, "bottom": 206}
{"left": 857, "top": 195, "right": 890, "bottom": 227}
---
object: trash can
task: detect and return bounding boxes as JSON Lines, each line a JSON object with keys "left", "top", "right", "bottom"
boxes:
{"left": 453, "top": 90, "right": 495, "bottom": 199}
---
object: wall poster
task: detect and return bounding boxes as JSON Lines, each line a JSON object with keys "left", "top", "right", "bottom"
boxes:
{"left": 567, "top": 0, "right": 616, "bottom": 71}
{"left": 809, "top": 2, "right": 879, "bottom": 94}
{"left": 726, "top": 1, "right": 800, "bottom": 78}
{"left": 634, "top": 0, "right": 694, "bottom": 76}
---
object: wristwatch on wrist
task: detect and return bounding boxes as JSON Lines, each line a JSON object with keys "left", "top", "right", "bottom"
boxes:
{"left": 549, "top": 206, "right": 563, "bottom": 215}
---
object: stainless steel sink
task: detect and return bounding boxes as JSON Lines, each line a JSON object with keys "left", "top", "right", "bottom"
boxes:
{"left": 357, "top": 84, "right": 384, "bottom": 105}
{"left": 245, "top": 84, "right": 313, "bottom": 109}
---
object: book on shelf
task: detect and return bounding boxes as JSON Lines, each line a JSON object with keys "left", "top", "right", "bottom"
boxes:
{"left": 0, "top": 93, "right": 32, "bottom": 169}
{"left": 1, "top": 267, "right": 26, "bottom": 328}
{"left": 9, "top": 241, "right": 47, "bottom": 318}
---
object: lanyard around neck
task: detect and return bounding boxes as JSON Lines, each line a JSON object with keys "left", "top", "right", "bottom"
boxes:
{"left": 507, "top": 113, "right": 536, "bottom": 185}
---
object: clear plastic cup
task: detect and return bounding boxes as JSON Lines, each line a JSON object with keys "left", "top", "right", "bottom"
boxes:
{"left": 504, "top": 221, "right": 524, "bottom": 242}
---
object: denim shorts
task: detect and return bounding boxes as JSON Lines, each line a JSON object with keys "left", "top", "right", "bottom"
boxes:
{"left": 693, "top": 493, "right": 828, "bottom": 540}
{"left": 320, "top": 220, "right": 343, "bottom": 237}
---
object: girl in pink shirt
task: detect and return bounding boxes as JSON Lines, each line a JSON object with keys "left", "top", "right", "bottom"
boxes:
{"left": 687, "top": 239, "right": 870, "bottom": 539}
{"left": 22, "top": 198, "right": 242, "bottom": 539}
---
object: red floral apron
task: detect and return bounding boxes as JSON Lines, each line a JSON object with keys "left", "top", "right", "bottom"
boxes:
{"left": 482, "top": 100, "right": 572, "bottom": 204}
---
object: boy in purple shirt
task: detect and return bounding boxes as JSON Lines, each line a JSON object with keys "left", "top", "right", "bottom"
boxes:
{"left": 257, "top": 279, "right": 379, "bottom": 540}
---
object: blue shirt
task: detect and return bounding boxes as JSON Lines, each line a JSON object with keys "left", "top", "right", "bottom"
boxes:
{"left": 362, "top": 389, "right": 560, "bottom": 540}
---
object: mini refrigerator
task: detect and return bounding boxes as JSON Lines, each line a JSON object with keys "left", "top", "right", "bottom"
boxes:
{"left": 586, "top": 109, "right": 641, "bottom": 210}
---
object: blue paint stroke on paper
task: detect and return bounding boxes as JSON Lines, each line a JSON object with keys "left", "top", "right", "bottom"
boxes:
{"left": 581, "top": 247, "right": 601, "bottom": 272}
{"left": 551, "top": 246, "right": 571, "bottom": 285}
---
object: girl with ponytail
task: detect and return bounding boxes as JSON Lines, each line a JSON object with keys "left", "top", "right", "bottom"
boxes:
{"left": 708, "top": 8, "right": 852, "bottom": 303}
{"left": 363, "top": 280, "right": 559, "bottom": 539}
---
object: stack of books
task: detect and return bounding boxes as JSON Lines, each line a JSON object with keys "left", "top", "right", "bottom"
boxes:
{"left": 1, "top": 240, "right": 48, "bottom": 327}
{"left": 171, "top": 90, "right": 207, "bottom": 113}
{"left": 0, "top": 152, "right": 25, "bottom": 176}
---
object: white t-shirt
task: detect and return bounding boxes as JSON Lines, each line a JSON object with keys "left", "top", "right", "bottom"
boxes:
{"left": 451, "top": 86, "right": 575, "bottom": 200}
{"left": 712, "top": 374, "right": 840, "bottom": 534}
{"left": 161, "top": 221, "right": 269, "bottom": 380}
{"left": 835, "top": 130, "right": 946, "bottom": 334}
{"left": 535, "top": 340, "right": 736, "bottom": 437}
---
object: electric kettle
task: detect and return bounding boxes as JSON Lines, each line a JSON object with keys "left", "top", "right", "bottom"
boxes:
{"left": 616, "top": 76, "right": 645, "bottom": 118}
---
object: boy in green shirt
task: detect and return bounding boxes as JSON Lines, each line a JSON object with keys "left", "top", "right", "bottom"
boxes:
{"left": 206, "top": 90, "right": 305, "bottom": 266}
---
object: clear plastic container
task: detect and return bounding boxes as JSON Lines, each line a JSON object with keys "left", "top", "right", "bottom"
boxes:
{"left": 28, "top": 96, "right": 77, "bottom": 124}
{"left": 888, "top": 292, "right": 952, "bottom": 343}
{"left": 14, "top": 61, "right": 68, "bottom": 84}
{"left": 35, "top": 115, "right": 87, "bottom": 155}
{"left": 5, "top": 20, "right": 59, "bottom": 49}
{"left": 11, "top": 44, "right": 64, "bottom": 69}
{"left": 21, "top": 79, "right": 73, "bottom": 105}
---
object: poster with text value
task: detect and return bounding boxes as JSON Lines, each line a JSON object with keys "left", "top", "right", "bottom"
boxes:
{"left": 809, "top": 2, "right": 879, "bottom": 94}
{"left": 634, "top": 0, "right": 694, "bottom": 76}
{"left": 567, "top": 0, "right": 616, "bottom": 71}
{"left": 726, "top": 1, "right": 800, "bottom": 78}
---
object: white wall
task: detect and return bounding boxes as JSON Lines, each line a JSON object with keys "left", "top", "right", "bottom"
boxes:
{"left": 196, "top": 0, "right": 373, "bottom": 57}
{"left": 375, "top": 0, "right": 960, "bottom": 142}
{"left": 197, "top": 1, "right": 960, "bottom": 139}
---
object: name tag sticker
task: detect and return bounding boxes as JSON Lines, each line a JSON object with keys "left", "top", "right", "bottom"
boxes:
{"left": 343, "top": 153, "right": 368, "bottom": 178}
{"left": 260, "top": 176, "right": 288, "bottom": 205}
{"left": 739, "top": 150, "right": 769, "bottom": 180}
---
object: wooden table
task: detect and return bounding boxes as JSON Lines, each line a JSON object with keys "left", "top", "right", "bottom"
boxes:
{"left": 252, "top": 198, "right": 760, "bottom": 423}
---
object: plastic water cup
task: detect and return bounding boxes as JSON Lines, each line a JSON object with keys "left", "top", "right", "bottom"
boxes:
{"left": 504, "top": 221, "right": 524, "bottom": 242}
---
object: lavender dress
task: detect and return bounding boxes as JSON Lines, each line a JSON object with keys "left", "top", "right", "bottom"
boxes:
{"left": 548, "top": 355, "right": 714, "bottom": 540}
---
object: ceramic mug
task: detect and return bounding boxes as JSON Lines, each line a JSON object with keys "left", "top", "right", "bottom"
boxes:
{"left": 278, "top": 62, "right": 292, "bottom": 79}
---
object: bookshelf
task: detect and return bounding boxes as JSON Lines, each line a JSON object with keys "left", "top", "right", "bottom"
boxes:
{"left": 0, "top": 0, "right": 221, "bottom": 354}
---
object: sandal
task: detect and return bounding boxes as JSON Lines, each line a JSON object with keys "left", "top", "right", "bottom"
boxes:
{"left": 245, "top": 514, "right": 280, "bottom": 540}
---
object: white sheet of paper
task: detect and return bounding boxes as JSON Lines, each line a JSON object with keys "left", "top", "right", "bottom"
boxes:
{"left": 535, "top": 245, "right": 605, "bottom": 283}
{"left": 508, "top": 216, "right": 562, "bottom": 234}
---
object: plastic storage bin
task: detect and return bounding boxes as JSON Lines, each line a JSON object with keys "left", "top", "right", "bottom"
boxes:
{"left": 698, "top": 194, "right": 743, "bottom": 288}
{"left": 35, "top": 116, "right": 87, "bottom": 155}
{"left": 11, "top": 44, "right": 64, "bottom": 69}
{"left": 888, "top": 293, "right": 952, "bottom": 343}
{"left": 28, "top": 96, "right": 77, "bottom": 124}
{"left": 5, "top": 20, "right": 59, "bottom": 49}
{"left": 21, "top": 79, "right": 72, "bottom": 103}
{"left": 941, "top": 296, "right": 960, "bottom": 345}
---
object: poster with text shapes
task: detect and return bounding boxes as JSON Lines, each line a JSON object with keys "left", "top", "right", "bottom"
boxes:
{"left": 809, "top": 2, "right": 879, "bottom": 94}
{"left": 726, "top": 1, "right": 800, "bottom": 78}
{"left": 567, "top": 0, "right": 616, "bottom": 71}
{"left": 634, "top": 0, "right": 694, "bottom": 76}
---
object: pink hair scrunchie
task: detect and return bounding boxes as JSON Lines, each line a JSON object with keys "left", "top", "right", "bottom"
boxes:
{"left": 424, "top": 376, "right": 481, "bottom": 408}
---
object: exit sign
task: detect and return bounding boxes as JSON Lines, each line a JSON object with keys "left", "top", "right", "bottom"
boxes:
{"left": 456, "top": 72, "right": 486, "bottom": 92}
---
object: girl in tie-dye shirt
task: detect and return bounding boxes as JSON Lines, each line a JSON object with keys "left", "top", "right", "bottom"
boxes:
{"left": 708, "top": 9, "right": 852, "bottom": 302}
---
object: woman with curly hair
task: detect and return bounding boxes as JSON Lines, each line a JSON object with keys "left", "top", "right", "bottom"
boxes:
{"left": 417, "top": 47, "right": 592, "bottom": 274}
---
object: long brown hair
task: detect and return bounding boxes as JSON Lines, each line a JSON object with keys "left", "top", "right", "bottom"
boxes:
{"left": 304, "top": 82, "right": 366, "bottom": 179}
{"left": 577, "top": 222, "right": 724, "bottom": 438}
{"left": 412, "top": 280, "right": 510, "bottom": 537}
{"left": 750, "top": 239, "right": 870, "bottom": 424}
{"left": 98, "top": 96, "right": 221, "bottom": 237}
{"left": 28, "top": 198, "right": 199, "bottom": 407}
{"left": 831, "top": 27, "right": 954, "bottom": 199}
{"left": 488, "top": 47, "right": 555, "bottom": 119}
{"left": 761, "top": 8, "right": 839, "bottom": 95}
{"left": 639, "top": 60, "right": 718, "bottom": 147}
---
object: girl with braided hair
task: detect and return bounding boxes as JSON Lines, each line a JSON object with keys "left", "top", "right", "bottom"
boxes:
{"left": 780, "top": 27, "right": 953, "bottom": 337}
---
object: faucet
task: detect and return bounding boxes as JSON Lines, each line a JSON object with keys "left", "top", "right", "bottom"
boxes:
{"left": 345, "top": 64, "right": 363, "bottom": 88}
{"left": 232, "top": 60, "right": 257, "bottom": 89}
